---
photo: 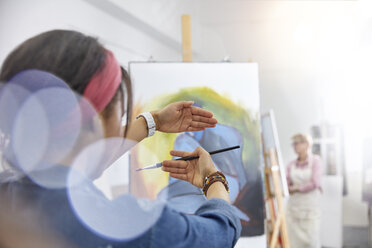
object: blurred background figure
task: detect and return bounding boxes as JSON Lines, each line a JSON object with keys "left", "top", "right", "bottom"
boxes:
{"left": 286, "top": 133, "right": 322, "bottom": 248}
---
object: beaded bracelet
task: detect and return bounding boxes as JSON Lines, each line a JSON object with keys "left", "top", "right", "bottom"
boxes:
{"left": 202, "top": 171, "right": 230, "bottom": 196}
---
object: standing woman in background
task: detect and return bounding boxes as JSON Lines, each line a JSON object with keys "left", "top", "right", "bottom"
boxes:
{"left": 286, "top": 133, "right": 322, "bottom": 248}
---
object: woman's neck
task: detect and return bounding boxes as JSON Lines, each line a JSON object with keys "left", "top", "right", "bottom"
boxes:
{"left": 298, "top": 152, "right": 308, "bottom": 162}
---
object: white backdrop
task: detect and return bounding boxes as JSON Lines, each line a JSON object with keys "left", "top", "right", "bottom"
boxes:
{"left": 130, "top": 62, "right": 260, "bottom": 114}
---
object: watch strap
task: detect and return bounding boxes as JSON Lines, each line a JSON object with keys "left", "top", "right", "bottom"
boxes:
{"left": 136, "top": 112, "right": 156, "bottom": 137}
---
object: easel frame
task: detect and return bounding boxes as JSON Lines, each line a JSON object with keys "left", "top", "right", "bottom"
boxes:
{"left": 261, "top": 110, "right": 288, "bottom": 196}
{"left": 263, "top": 149, "right": 290, "bottom": 248}
{"left": 261, "top": 110, "right": 290, "bottom": 248}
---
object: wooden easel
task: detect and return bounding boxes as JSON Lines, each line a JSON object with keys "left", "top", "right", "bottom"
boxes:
{"left": 263, "top": 148, "right": 290, "bottom": 248}
{"left": 181, "top": 14, "right": 192, "bottom": 62}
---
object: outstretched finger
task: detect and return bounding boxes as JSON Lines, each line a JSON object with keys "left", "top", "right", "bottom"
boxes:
{"left": 187, "top": 126, "right": 206, "bottom": 132}
{"left": 169, "top": 173, "right": 187, "bottom": 181}
{"left": 192, "top": 115, "right": 218, "bottom": 125}
{"left": 170, "top": 149, "right": 193, "bottom": 158}
{"left": 191, "top": 106, "right": 214, "bottom": 118}
{"left": 162, "top": 166, "right": 187, "bottom": 174}
{"left": 175, "top": 101, "right": 194, "bottom": 110}
{"left": 162, "top": 160, "right": 189, "bottom": 168}
{"left": 190, "top": 121, "right": 216, "bottom": 129}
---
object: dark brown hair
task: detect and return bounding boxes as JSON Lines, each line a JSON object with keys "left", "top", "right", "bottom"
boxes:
{"left": 0, "top": 29, "right": 132, "bottom": 136}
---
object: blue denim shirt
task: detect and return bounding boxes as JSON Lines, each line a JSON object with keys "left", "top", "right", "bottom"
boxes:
{"left": 0, "top": 167, "right": 241, "bottom": 247}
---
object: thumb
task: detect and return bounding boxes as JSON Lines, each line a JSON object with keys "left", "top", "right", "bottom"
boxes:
{"left": 176, "top": 101, "right": 194, "bottom": 110}
{"left": 194, "top": 146, "right": 208, "bottom": 157}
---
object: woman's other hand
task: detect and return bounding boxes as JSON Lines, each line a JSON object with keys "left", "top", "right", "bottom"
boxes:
{"left": 162, "top": 147, "right": 217, "bottom": 188}
{"left": 288, "top": 185, "right": 299, "bottom": 194}
{"left": 151, "top": 101, "right": 217, "bottom": 133}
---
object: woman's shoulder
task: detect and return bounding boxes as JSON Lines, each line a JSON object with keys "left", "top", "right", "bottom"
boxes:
{"left": 312, "top": 154, "right": 322, "bottom": 163}
{"left": 287, "top": 159, "right": 297, "bottom": 168}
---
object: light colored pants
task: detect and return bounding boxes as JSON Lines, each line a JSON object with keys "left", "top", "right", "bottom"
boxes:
{"left": 287, "top": 214, "right": 321, "bottom": 248}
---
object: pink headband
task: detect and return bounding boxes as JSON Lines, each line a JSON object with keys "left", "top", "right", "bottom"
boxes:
{"left": 83, "top": 50, "right": 122, "bottom": 113}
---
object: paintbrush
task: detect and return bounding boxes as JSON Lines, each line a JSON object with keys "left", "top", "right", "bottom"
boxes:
{"left": 136, "top": 145, "right": 240, "bottom": 171}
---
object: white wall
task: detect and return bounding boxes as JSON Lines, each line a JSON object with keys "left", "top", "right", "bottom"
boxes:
{"left": 195, "top": 0, "right": 372, "bottom": 228}
{"left": 197, "top": 0, "right": 356, "bottom": 160}
{"left": 0, "top": 0, "right": 189, "bottom": 66}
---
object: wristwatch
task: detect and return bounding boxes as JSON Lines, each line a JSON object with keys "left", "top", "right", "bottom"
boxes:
{"left": 136, "top": 112, "right": 156, "bottom": 137}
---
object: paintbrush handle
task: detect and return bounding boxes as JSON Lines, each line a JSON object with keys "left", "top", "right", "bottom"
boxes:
{"left": 175, "top": 155, "right": 199, "bottom": 161}
{"left": 209, "top": 145, "right": 240, "bottom": 155}
{"left": 175, "top": 145, "right": 240, "bottom": 161}
{"left": 137, "top": 145, "right": 241, "bottom": 171}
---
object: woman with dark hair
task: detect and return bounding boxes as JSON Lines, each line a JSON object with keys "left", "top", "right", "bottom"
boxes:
{"left": 0, "top": 30, "right": 241, "bottom": 247}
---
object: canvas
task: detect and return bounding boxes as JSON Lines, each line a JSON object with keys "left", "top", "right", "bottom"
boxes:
{"left": 129, "top": 62, "right": 264, "bottom": 236}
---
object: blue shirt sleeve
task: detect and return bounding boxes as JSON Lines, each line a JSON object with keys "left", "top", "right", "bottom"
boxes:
{"left": 151, "top": 198, "right": 242, "bottom": 248}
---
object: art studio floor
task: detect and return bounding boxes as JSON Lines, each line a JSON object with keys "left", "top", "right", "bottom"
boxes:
{"left": 342, "top": 226, "right": 368, "bottom": 248}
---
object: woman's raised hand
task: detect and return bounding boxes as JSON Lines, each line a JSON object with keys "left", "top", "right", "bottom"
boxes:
{"left": 151, "top": 101, "right": 217, "bottom": 133}
{"left": 162, "top": 147, "right": 218, "bottom": 188}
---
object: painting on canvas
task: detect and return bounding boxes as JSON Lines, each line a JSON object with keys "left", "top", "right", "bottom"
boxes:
{"left": 129, "top": 62, "right": 264, "bottom": 236}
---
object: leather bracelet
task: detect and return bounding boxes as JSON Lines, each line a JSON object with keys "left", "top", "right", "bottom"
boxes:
{"left": 202, "top": 171, "right": 229, "bottom": 196}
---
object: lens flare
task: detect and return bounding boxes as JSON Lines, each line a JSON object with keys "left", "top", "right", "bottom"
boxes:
{"left": 67, "top": 137, "right": 165, "bottom": 241}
